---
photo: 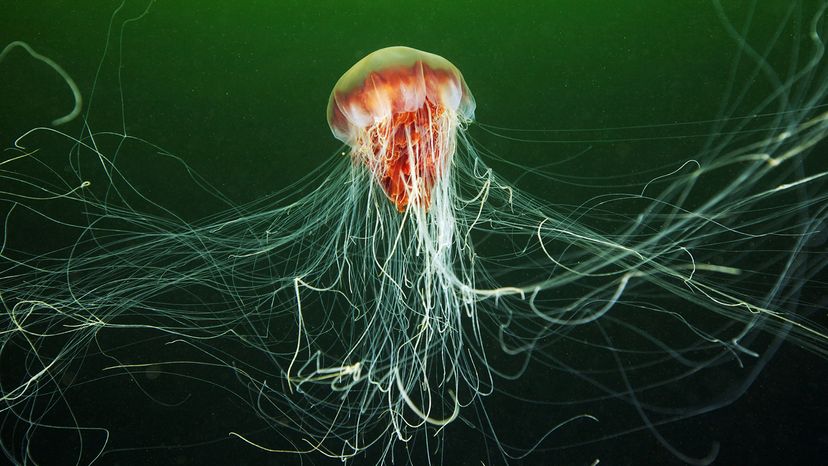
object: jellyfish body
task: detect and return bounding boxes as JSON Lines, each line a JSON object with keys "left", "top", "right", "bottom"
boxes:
{"left": 327, "top": 46, "right": 475, "bottom": 211}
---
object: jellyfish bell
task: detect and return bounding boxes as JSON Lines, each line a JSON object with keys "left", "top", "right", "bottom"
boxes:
{"left": 326, "top": 46, "right": 476, "bottom": 211}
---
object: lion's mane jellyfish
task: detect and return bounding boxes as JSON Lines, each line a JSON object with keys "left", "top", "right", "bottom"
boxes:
{"left": 327, "top": 46, "right": 475, "bottom": 211}
{"left": 2, "top": 6, "right": 828, "bottom": 465}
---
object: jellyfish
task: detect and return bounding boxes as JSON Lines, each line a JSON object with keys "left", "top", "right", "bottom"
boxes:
{"left": 327, "top": 46, "right": 475, "bottom": 212}
{"left": 1, "top": 3, "right": 828, "bottom": 466}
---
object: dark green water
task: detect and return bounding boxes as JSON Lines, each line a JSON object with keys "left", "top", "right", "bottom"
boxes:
{"left": 2, "top": 0, "right": 791, "bottom": 207}
{"left": 1, "top": 1, "right": 827, "bottom": 465}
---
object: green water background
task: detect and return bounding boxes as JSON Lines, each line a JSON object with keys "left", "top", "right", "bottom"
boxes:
{"left": 1, "top": 1, "right": 826, "bottom": 465}
{"left": 3, "top": 0, "right": 789, "bottom": 211}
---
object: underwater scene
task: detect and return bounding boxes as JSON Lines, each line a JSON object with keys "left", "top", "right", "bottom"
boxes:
{"left": 1, "top": 1, "right": 827, "bottom": 465}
